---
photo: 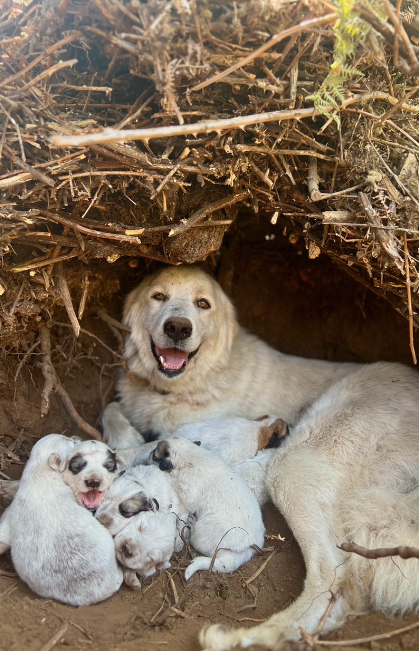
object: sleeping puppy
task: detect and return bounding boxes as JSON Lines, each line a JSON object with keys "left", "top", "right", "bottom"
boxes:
{"left": 0, "top": 434, "right": 123, "bottom": 606}
{"left": 114, "top": 510, "right": 177, "bottom": 589}
{"left": 95, "top": 465, "right": 188, "bottom": 547}
{"left": 150, "top": 437, "right": 265, "bottom": 580}
{"left": 176, "top": 416, "right": 288, "bottom": 466}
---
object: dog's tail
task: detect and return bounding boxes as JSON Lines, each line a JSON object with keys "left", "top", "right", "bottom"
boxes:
{"left": 185, "top": 548, "right": 254, "bottom": 580}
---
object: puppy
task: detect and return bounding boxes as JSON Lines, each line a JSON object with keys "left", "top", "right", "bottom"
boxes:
{"left": 0, "top": 434, "right": 123, "bottom": 606}
{"left": 60, "top": 439, "right": 124, "bottom": 510}
{"left": 95, "top": 465, "right": 188, "bottom": 546}
{"left": 233, "top": 449, "right": 277, "bottom": 506}
{"left": 176, "top": 416, "right": 288, "bottom": 465}
{"left": 150, "top": 437, "right": 265, "bottom": 579}
{"left": 114, "top": 511, "right": 177, "bottom": 589}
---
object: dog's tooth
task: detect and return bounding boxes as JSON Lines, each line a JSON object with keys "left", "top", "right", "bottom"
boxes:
{"left": 159, "top": 356, "right": 164, "bottom": 364}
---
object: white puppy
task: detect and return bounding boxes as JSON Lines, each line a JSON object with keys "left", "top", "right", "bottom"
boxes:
{"left": 233, "top": 449, "right": 276, "bottom": 506}
{"left": 150, "top": 437, "right": 265, "bottom": 580}
{"left": 114, "top": 510, "right": 177, "bottom": 589}
{"left": 0, "top": 434, "right": 123, "bottom": 606}
{"left": 95, "top": 465, "right": 188, "bottom": 545}
{"left": 176, "top": 416, "right": 288, "bottom": 465}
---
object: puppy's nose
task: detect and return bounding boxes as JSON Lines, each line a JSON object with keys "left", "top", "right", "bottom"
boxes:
{"left": 163, "top": 317, "right": 192, "bottom": 343}
{"left": 85, "top": 479, "right": 100, "bottom": 489}
{"left": 121, "top": 543, "right": 133, "bottom": 558}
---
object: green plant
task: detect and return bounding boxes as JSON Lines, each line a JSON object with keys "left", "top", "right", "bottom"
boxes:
{"left": 307, "top": 0, "right": 369, "bottom": 126}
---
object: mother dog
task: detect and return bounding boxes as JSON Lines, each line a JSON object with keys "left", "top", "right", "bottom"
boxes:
{"left": 107, "top": 265, "right": 419, "bottom": 650}
{"left": 111, "top": 265, "right": 358, "bottom": 440}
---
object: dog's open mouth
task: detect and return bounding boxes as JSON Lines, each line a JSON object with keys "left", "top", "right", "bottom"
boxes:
{"left": 78, "top": 490, "right": 104, "bottom": 510}
{"left": 151, "top": 338, "right": 199, "bottom": 377}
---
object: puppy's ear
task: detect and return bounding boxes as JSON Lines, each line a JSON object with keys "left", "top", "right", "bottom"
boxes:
{"left": 194, "top": 440, "right": 201, "bottom": 446}
{"left": 152, "top": 498, "right": 159, "bottom": 511}
{"left": 116, "top": 455, "right": 126, "bottom": 467}
{"left": 119, "top": 492, "right": 155, "bottom": 518}
{"left": 258, "top": 418, "right": 289, "bottom": 450}
{"left": 70, "top": 435, "right": 83, "bottom": 443}
{"left": 159, "top": 458, "right": 174, "bottom": 472}
{"left": 48, "top": 453, "right": 66, "bottom": 472}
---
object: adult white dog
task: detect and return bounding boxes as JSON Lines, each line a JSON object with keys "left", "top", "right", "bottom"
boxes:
{"left": 111, "top": 265, "right": 357, "bottom": 440}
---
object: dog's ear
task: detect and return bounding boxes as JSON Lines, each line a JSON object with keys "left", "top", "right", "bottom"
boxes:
{"left": 48, "top": 453, "right": 66, "bottom": 473}
{"left": 258, "top": 418, "right": 289, "bottom": 451}
{"left": 152, "top": 498, "right": 159, "bottom": 511}
{"left": 70, "top": 435, "right": 83, "bottom": 443}
{"left": 194, "top": 440, "right": 201, "bottom": 446}
{"left": 119, "top": 492, "right": 155, "bottom": 518}
{"left": 159, "top": 458, "right": 174, "bottom": 472}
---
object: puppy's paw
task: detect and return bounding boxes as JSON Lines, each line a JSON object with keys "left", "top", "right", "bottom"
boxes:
{"left": 123, "top": 569, "right": 142, "bottom": 590}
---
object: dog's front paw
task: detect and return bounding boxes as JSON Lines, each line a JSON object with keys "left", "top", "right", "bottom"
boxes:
{"left": 123, "top": 569, "right": 142, "bottom": 590}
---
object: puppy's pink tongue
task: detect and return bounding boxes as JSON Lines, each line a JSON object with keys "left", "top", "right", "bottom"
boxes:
{"left": 155, "top": 346, "right": 188, "bottom": 370}
{"left": 80, "top": 490, "right": 103, "bottom": 509}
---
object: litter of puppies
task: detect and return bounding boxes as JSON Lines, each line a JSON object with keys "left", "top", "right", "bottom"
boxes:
{"left": 0, "top": 415, "right": 282, "bottom": 605}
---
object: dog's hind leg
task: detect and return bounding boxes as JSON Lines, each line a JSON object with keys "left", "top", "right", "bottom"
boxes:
{"left": 200, "top": 451, "right": 355, "bottom": 650}
{"left": 185, "top": 548, "right": 254, "bottom": 581}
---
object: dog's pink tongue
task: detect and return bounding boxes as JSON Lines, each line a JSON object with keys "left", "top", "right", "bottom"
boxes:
{"left": 155, "top": 346, "right": 188, "bottom": 370}
{"left": 80, "top": 490, "right": 103, "bottom": 509}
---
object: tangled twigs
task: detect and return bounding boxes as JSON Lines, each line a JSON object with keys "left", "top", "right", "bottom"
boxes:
{"left": 404, "top": 234, "right": 417, "bottom": 365}
{"left": 14, "top": 338, "right": 40, "bottom": 382}
{"left": 169, "top": 192, "right": 249, "bottom": 237}
{"left": 55, "top": 262, "right": 80, "bottom": 338}
{"left": 339, "top": 541, "right": 419, "bottom": 560}
{"left": 37, "top": 326, "right": 102, "bottom": 441}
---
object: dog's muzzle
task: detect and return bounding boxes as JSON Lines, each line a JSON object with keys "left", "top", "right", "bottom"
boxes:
{"left": 151, "top": 338, "right": 199, "bottom": 378}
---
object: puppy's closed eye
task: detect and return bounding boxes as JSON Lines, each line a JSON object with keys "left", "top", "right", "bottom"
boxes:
{"left": 119, "top": 492, "right": 154, "bottom": 518}
{"left": 68, "top": 454, "right": 88, "bottom": 475}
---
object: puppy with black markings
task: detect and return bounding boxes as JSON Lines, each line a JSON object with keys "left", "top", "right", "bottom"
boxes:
{"left": 95, "top": 465, "right": 188, "bottom": 546}
{"left": 114, "top": 510, "right": 178, "bottom": 589}
{"left": 0, "top": 434, "right": 123, "bottom": 606}
{"left": 176, "top": 416, "right": 288, "bottom": 466}
{"left": 150, "top": 437, "right": 265, "bottom": 580}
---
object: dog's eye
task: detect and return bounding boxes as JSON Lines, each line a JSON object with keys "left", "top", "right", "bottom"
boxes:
{"left": 152, "top": 293, "right": 166, "bottom": 301}
{"left": 197, "top": 298, "right": 210, "bottom": 309}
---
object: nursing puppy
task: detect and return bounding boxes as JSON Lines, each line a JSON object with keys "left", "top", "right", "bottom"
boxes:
{"left": 0, "top": 434, "right": 123, "bottom": 606}
{"left": 95, "top": 465, "right": 188, "bottom": 546}
{"left": 114, "top": 511, "right": 177, "bottom": 589}
{"left": 111, "top": 265, "right": 358, "bottom": 440}
{"left": 176, "top": 416, "right": 288, "bottom": 465}
{"left": 150, "top": 437, "right": 265, "bottom": 579}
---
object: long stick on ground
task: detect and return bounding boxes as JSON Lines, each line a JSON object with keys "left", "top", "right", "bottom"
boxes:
{"left": 314, "top": 619, "right": 419, "bottom": 646}
{"left": 339, "top": 541, "right": 419, "bottom": 560}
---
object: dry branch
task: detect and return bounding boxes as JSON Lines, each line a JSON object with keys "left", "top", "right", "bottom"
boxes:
{"left": 339, "top": 541, "right": 419, "bottom": 560}
{"left": 55, "top": 262, "right": 80, "bottom": 338}
{"left": 169, "top": 192, "right": 248, "bottom": 237}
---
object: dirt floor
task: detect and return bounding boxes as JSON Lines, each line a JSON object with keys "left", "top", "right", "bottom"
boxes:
{"left": 1, "top": 216, "right": 419, "bottom": 651}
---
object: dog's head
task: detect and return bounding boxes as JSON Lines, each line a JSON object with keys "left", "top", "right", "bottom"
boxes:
{"left": 114, "top": 511, "right": 174, "bottom": 575}
{"left": 95, "top": 469, "right": 159, "bottom": 536}
{"left": 123, "top": 266, "right": 238, "bottom": 386}
{"left": 49, "top": 440, "right": 124, "bottom": 511}
{"left": 149, "top": 437, "right": 200, "bottom": 473}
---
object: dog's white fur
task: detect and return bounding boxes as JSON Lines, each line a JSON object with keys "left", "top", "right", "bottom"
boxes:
{"left": 114, "top": 511, "right": 177, "bottom": 589}
{"left": 115, "top": 265, "right": 358, "bottom": 439}
{"left": 103, "top": 402, "right": 145, "bottom": 449}
{"left": 0, "top": 434, "right": 123, "bottom": 606}
{"left": 233, "top": 449, "right": 276, "bottom": 506}
{"left": 150, "top": 437, "right": 265, "bottom": 580}
{"left": 95, "top": 464, "right": 188, "bottom": 546}
{"left": 200, "top": 362, "right": 419, "bottom": 650}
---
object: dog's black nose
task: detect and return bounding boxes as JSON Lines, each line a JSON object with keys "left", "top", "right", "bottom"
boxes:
{"left": 85, "top": 479, "right": 100, "bottom": 489}
{"left": 163, "top": 317, "right": 192, "bottom": 343}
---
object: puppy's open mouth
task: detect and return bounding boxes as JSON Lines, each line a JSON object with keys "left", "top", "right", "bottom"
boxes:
{"left": 151, "top": 338, "right": 199, "bottom": 378}
{"left": 78, "top": 490, "right": 104, "bottom": 510}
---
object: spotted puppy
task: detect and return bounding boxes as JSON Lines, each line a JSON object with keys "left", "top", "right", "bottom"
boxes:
{"left": 62, "top": 438, "right": 124, "bottom": 510}
{"left": 114, "top": 510, "right": 178, "bottom": 589}
{"left": 95, "top": 464, "right": 188, "bottom": 542}
{"left": 0, "top": 434, "right": 123, "bottom": 606}
{"left": 150, "top": 437, "right": 265, "bottom": 580}
{"left": 176, "top": 416, "right": 288, "bottom": 466}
